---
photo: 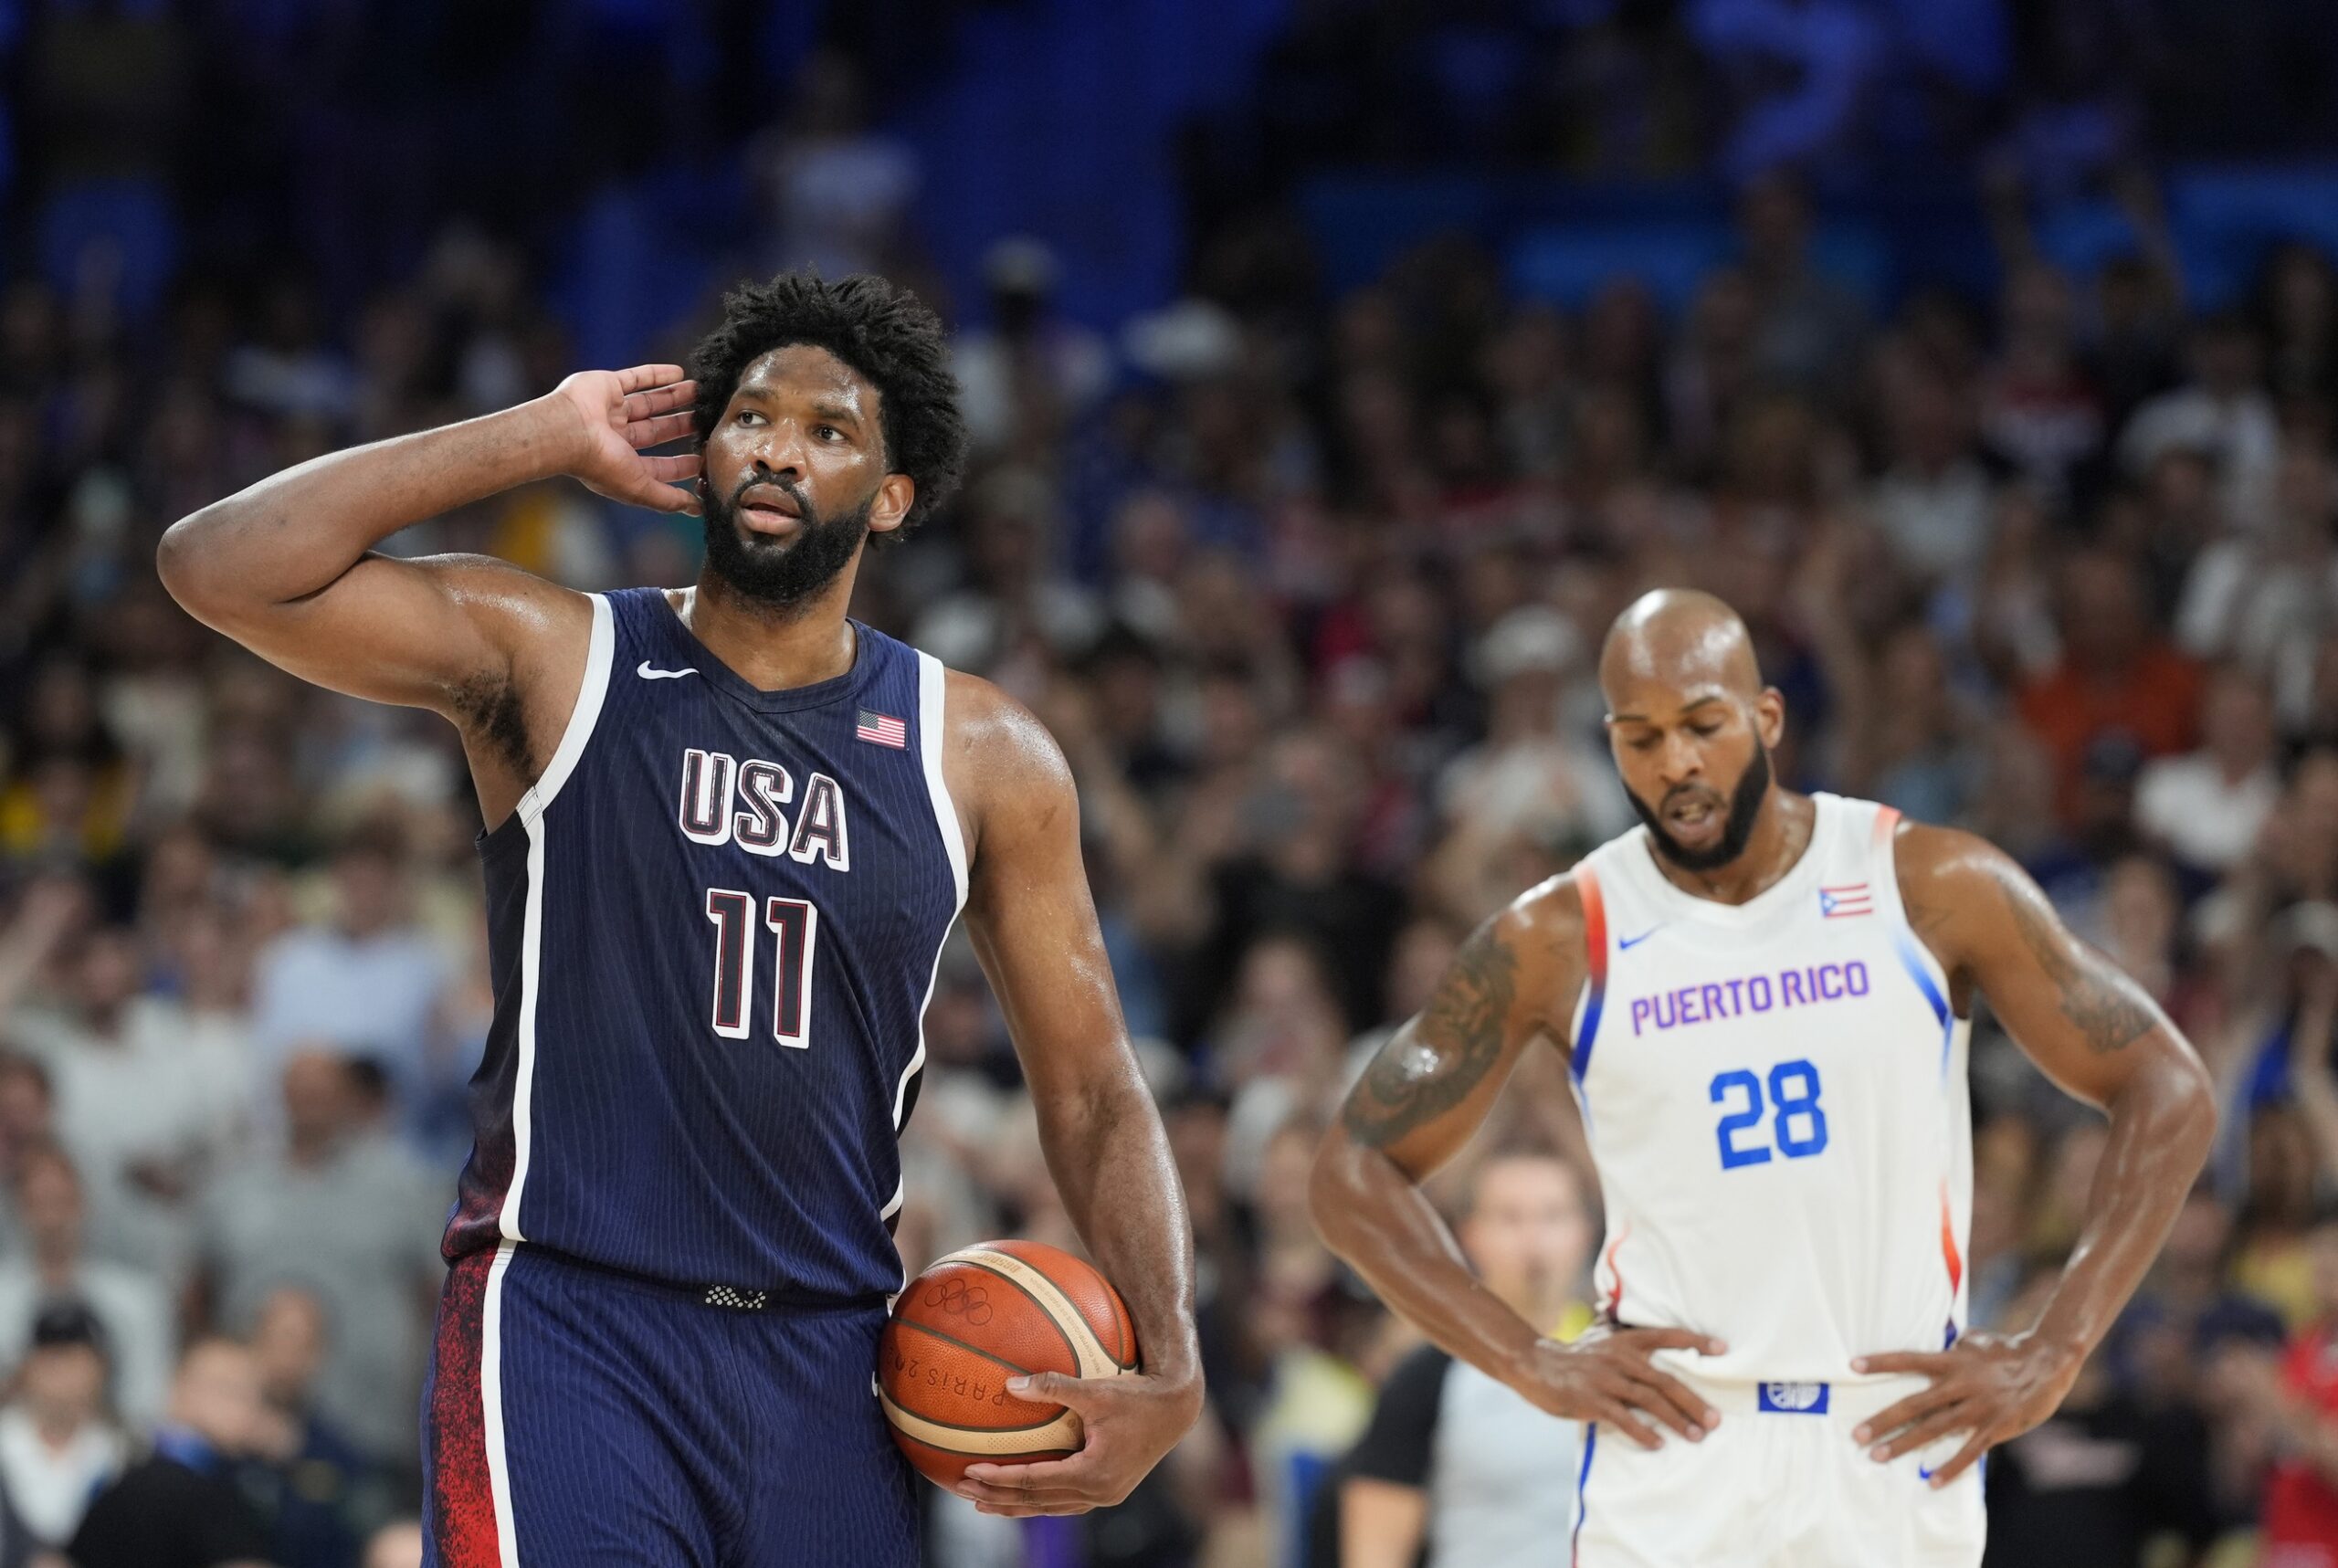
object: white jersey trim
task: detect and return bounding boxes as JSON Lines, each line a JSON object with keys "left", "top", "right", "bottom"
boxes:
{"left": 891, "top": 652, "right": 971, "bottom": 1261}
{"left": 480, "top": 1240, "right": 521, "bottom": 1568}
{"left": 501, "top": 593, "right": 614, "bottom": 1242}
{"left": 518, "top": 593, "right": 614, "bottom": 826}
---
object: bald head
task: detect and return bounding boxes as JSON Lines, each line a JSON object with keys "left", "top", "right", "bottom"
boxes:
{"left": 1599, "top": 590, "right": 1784, "bottom": 872}
{"left": 1599, "top": 589, "right": 1764, "bottom": 710}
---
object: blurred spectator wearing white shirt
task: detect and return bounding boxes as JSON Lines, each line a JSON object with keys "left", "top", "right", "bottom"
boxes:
{"left": 249, "top": 818, "right": 449, "bottom": 1118}
{"left": 0, "top": 1301, "right": 126, "bottom": 1551}
{"left": 5, "top": 924, "right": 236, "bottom": 1289}
{"left": 2121, "top": 312, "right": 2281, "bottom": 532}
{"left": 0, "top": 1145, "right": 173, "bottom": 1430}
{"left": 2134, "top": 665, "right": 2282, "bottom": 877}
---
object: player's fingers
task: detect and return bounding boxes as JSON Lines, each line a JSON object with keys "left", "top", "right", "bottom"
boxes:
{"left": 963, "top": 1458, "right": 1086, "bottom": 1489}
{"left": 1617, "top": 1363, "right": 1719, "bottom": 1439}
{"left": 1854, "top": 1383, "right": 1960, "bottom": 1445}
{"left": 1924, "top": 1430, "right": 1991, "bottom": 1488}
{"left": 1591, "top": 1398, "right": 1663, "bottom": 1452}
{"left": 1851, "top": 1352, "right": 1945, "bottom": 1377}
{"left": 620, "top": 379, "right": 698, "bottom": 417}
{"left": 1617, "top": 1328, "right": 1728, "bottom": 1358}
{"left": 640, "top": 453, "right": 702, "bottom": 484}
{"left": 1869, "top": 1403, "right": 1975, "bottom": 1463}
{"left": 611, "top": 363, "right": 690, "bottom": 395}
{"left": 623, "top": 411, "right": 699, "bottom": 449}
{"left": 628, "top": 479, "right": 699, "bottom": 515}
{"left": 1008, "top": 1372, "right": 1109, "bottom": 1414}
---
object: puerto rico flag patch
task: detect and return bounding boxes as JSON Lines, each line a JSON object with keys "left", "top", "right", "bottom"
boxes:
{"left": 856, "top": 709, "right": 908, "bottom": 749}
{"left": 1819, "top": 884, "right": 1873, "bottom": 919}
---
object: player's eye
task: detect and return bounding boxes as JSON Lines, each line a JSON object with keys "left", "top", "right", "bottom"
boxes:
{"left": 815, "top": 425, "right": 841, "bottom": 441}
{"left": 734, "top": 409, "right": 764, "bottom": 426}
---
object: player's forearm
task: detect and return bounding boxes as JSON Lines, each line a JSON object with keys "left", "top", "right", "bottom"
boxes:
{"left": 1034, "top": 1070, "right": 1203, "bottom": 1395}
{"left": 158, "top": 399, "right": 574, "bottom": 619}
{"left": 1311, "top": 1132, "right": 1543, "bottom": 1383}
{"left": 2031, "top": 1042, "right": 2215, "bottom": 1360}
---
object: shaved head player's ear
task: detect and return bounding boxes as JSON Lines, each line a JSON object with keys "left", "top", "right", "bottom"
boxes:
{"left": 1754, "top": 686, "right": 1786, "bottom": 751}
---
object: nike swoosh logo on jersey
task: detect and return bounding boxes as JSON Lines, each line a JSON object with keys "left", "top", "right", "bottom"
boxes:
{"left": 637, "top": 662, "right": 699, "bottom": 680}
{"left": 1617, "top": 925, "right": 1664, "bottom": 950}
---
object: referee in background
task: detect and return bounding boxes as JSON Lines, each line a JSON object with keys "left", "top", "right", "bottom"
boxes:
{"left": 1325, "top": 1144, "right": 1596, "bottom": 1568}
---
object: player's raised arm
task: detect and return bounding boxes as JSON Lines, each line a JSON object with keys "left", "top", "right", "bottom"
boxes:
{"left": 1311, "top": 880, "right": 1726, "bottom": 1451}
{"left": 156, "top": 366, "right": 701, "bottom": 813}
{"left": 940, "top": 675, "right": 1205, "bottom": 1518}
{"left": 1857, "top": 824, "right": 2217, "bottom": 1484}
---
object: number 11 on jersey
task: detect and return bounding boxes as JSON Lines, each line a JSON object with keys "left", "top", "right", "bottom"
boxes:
{"left": 705, "top": 887, "right": 818, "bottom": 1047}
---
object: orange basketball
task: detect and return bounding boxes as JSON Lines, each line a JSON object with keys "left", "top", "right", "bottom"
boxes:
{"left": 879, "top": 1239, "right": 1140, "bottom": 1489}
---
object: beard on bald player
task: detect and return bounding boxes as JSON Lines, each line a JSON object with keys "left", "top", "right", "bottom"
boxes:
{"left": 1628, "top": 742, "right": 1774, "bottom": 872}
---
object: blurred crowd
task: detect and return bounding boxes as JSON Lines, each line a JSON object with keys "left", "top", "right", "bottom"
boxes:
{"left": 5, "top": 10, "right": 2338, "bottom": 1568}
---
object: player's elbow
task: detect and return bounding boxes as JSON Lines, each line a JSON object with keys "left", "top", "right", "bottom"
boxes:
{"left": 2127, "top": 1037, "right": 2218, "bottom": 1179}
{"left": 156, "top": 507, "right": 237, "bottom": 621}
{"left": 1308, "top": 1130, "right": 1374, "bottom": 1263}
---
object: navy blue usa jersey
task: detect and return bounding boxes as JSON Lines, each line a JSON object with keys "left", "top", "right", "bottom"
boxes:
{"left": 443, "top": 586, "right": 966, "bottom": 1300}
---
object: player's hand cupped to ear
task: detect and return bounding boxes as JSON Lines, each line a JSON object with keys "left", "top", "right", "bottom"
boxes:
{"left": 955, "top": 1370, "right": 1206, "bottom": 1517}
{"left": 1851, "top": 1331, "right": 2083, "bottom": 1485}
{"left": 1507, "top": 1325, "right": 1728, "bottom": 1451}
{"left": 543, "top": 363, "right": 705, "bottom": 515}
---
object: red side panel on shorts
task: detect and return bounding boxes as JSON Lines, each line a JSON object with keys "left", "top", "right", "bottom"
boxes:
{"left": 429, "top": 1250, "right": 504, "bottom": 1567}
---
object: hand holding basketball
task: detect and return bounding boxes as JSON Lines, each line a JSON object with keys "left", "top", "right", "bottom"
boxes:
{"left": 542, "top": 364, "right": 703, "bottom": 515}
{"left": 879, "top": 1240, "right": 1201, "bottom": 1517}
{"left": 955, "top": 1363, "right": 1203, "bottom": 1517}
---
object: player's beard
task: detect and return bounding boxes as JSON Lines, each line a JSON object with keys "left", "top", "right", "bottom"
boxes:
{"left": 700, "top": 475, "right": 874, "bottom": 614}
{"left": 1630, "top": 744, "right": 1773, "bottom": 873}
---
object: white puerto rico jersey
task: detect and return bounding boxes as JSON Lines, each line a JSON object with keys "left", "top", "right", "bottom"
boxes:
{"left": 1567, "top": 793, "right": 1972, "bottom": 1384}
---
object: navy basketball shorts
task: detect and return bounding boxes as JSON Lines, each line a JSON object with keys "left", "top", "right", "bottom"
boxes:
{"left": 422, "top": 1242, "right": 918, "bottom": 1567}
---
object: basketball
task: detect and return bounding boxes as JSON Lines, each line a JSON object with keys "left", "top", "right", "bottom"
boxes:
{"left": 879, "top": 1240, "right": 1140, "bottom": 1489}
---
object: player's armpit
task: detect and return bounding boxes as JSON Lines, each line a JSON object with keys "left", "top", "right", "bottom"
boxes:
{"left": 1334, "top": 883, "right": 1583, "bottom": 1178}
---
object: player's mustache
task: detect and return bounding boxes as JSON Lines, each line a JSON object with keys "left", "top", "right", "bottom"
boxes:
{"left": 732, "top": 475, "right": 813, "bottom": 518}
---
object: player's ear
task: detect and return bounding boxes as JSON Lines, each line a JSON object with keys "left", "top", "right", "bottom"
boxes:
{"left": 868, "top": 472, "right": 917, "bottom": 536}
{"left": 1754, "top": 687, "right": 1786, "bottom": 750}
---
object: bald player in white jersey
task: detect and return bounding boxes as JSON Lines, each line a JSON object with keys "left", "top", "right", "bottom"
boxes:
{"left": 1311, "top": 590, "right": 2217, "bottom": 1567}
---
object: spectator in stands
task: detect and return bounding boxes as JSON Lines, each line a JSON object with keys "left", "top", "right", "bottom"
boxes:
{"left": 0, "top": 1143, "right": 173, "bottom": 1428}
{"left": 248, "top": 817, "right": 450, "bottom": 1112}
{"left": 68, "top": 1337, "right": 272, "bottom": 1568}
{"left": 1322, "top": 1147, "right": 1596, "bottom": 1567}
{"left": 2016, "top": 551, "right": 2203, "bottom": 826}
{"left": 247, "top": 1286, "right": 385, "bottom": 1568}
{"left": 2122, "top": 311, "right": 2281, "bottom": 534}
{"left": 2133, "top": 665, "right": 2281, "bottom": 878}
{"left": 0, "top": 1301, "right": 124, "bottom": 1551}
{"left": 195, "top": 1051, "right": 444, "bottom": 1476}
{"left": 2, "top": 921, "right": 235, "bottom": 1289}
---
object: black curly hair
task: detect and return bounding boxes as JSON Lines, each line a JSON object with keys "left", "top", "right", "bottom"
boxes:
{"left": 689, "top": 271, "right": 968, "bottom": 543}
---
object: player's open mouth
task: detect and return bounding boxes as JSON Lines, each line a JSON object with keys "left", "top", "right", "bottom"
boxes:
{"left": 1668, "top": 798, "right": 1718, "bottom": 833}
{"left": 739, "top": 489, "right": 804, "bottom": 533}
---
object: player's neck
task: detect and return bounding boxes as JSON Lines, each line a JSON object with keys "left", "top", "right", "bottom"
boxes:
{"left": 679, "top": 574, "right": 860, "bottom": 692}
{"left": 1648, "top": 788, "right": 1815, "bottom": 907}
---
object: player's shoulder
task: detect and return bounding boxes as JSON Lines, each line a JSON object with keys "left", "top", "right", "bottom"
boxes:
{"left": 1483, "top": 870, "right": 1595, "bottom": 973}
{"left": 936, "top": 667, "right": 1071, "bottom": 784}
{"left": 1886, "top": 815, "right": 2029, "bottom": 943}
{"left": 934, "top": 668, "right": 1076, "bottom": 858}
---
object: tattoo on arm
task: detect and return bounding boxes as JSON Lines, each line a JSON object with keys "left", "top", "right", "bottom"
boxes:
{"left": 1341, "top": 922, "right": 1520, "bottom": 1149}
{"left": 1999, "top": 873, "right": 2157, "bottom": 1055}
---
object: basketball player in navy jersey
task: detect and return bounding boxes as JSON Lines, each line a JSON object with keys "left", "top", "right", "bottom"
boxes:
{"left": 1311, "top": 592, "right": 2216, "bottom": 1565}
{"left": 158, "top": 273, "right": 1202, "bottom": 1564}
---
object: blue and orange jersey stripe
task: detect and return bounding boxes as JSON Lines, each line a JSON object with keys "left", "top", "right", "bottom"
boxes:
{"left": 1573, "top": 866, "right": 1609, "bottom": 1081}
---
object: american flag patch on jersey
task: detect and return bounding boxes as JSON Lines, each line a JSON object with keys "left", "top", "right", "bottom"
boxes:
{"left": 1819, "top": 884, "right": 1873, "bottom": 919}
{"left": 855, "top": 709, "right": 908, "bottom": 749}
